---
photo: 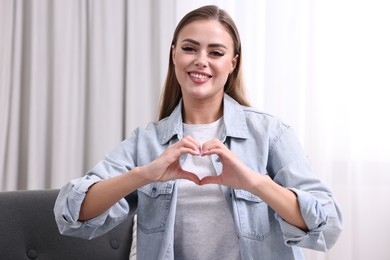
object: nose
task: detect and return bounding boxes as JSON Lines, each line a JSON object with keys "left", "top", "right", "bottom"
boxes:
{"left": 194, "top": 52, "right": 208, "bottom": 68}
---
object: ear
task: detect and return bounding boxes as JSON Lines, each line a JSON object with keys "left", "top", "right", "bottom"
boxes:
{"left": 231, "top": 54, "right": 239, "bottom": 73}
{"left": 171, "top": 45, "right": 176, "bottom": 65}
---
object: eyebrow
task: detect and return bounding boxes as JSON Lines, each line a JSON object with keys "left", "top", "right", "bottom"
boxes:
{"left": 181, "top": 38, "right": 228, "bottom": 49}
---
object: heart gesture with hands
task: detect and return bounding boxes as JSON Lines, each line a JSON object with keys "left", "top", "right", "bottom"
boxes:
{"left": 141, "top": 136, "right": 260, "bottom": 192}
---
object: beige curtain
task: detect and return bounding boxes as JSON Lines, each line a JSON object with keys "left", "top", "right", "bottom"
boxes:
{"left": 0, "top": 0, "right": 165, "bottom": 190}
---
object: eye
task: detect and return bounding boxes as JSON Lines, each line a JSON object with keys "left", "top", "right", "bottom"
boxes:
{"left": 181, "top": 46, "right": 196, "bottom": 52}
{"left": 210, "top": 51, "right": 224, "bottom": 57}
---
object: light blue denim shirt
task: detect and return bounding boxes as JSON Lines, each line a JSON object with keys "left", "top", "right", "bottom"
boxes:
{"left": 54, "top": 94, "right": 343, "bottom": 260}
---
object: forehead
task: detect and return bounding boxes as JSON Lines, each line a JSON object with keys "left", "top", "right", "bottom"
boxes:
{"left": 177, "top": 20, "right": 234, "bottom": 47}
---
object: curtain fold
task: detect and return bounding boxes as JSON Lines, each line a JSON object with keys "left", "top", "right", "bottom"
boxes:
{"left": 1, "top": 0, "right": 11, "bottom": 187}
{"left": 1, "top": 0, "right": 130, "bottom": 190}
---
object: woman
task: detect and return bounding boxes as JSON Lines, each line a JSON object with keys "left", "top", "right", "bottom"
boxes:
{"left": 54, "top": 5, "right": 342, "bottom": 259}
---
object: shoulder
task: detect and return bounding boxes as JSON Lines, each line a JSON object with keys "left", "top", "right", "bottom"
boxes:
{"left": 223, "top": 94, "right": 292, "bottom": 140}
{"left": 125, "top": 115, "right": 177, "bottom": 147}
{"left": 241, "top": 105, "right": 291, "bottom": 134}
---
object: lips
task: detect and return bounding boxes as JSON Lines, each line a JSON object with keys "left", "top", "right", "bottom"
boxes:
{"left": 188, "top": 71, "right": 212, "bottom": 83}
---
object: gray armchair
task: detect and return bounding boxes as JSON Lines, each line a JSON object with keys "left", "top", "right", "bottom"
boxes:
{"left": 0, "top": 189, "right": 137, "bottom": 260}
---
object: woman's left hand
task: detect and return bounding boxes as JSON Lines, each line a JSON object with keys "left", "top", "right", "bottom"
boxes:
{"left": 199, "top": 138, "right": 261, "bottom": 191}
{"left": 199, "top": 138, "right": 308, "bottom": 231}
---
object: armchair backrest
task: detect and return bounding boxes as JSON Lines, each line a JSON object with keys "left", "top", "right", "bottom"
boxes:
{"left": 0, "top": 189, "right": 136, "bottom": 260}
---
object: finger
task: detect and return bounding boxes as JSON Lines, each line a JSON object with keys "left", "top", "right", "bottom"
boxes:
{"left": 179, "top": 170, "right": 201, "bottom": 185}
{"left": 201, "top": 145, "right": 226, "bottom": 157}
{"left": 182, "top": 135, "right": 202, "bottom": 147}
{"left": 201, "top": 139, "right": 225, "bottom": 156}
{"left": 167, "top": 145, "right": 201, "bottom": 160}
{"left": 200, "top": 175, "right": 221, "bottom": 185}
{"left": 201, "top": 138, "right": 221, "bottom": 147}
{"left": 176, "top": 135, "right": 201, "bottom": 154}
{"left": 176, "top": 147, "right": 201, "bottom": 157}
{"left": 161, "top": 147, "right": 198, "bottom": 166}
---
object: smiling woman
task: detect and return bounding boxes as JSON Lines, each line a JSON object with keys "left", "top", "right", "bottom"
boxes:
{"left": 54, "top": 5, "right": 342, "bottom": 260}
{"left": 171, "top": 19, "right": 238, "bottom": 124}
{"left": 159, "top": 5, "right": 249, "bottom": 121}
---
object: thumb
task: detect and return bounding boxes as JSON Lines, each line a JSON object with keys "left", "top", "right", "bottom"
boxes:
{"left": 200, "top": 175, "right": 221, "bottom": 185}
{"left": 179, "top": 169, "right": 201, "bottom": 185}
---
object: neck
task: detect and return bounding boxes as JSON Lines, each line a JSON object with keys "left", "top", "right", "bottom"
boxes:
{"left": 182, "top": 96, "right": 223, "bottom": 124}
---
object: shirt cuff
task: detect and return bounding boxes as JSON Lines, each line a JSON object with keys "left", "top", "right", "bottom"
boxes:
{"left": 275, "top": 188, "right": 328, "bottom": 246}
{"left": 61, "top": 176, "right": 101, "bottom": 223}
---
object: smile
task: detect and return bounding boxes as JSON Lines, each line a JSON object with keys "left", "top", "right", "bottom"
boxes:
{"left": 188, "top": 72, "right": 211, "bottom": 80}
{"left": 189, "top": 72, "right": 211, "bottom": 79}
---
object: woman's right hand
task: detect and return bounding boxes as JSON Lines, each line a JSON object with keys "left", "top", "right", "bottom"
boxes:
{"left": 79, "top": 136, "right": 201, "bottom": 221}
{"left": 139, "top": 135, "right": 201, "bottom": 185}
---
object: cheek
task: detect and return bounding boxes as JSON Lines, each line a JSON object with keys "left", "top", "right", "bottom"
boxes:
{"left": 174, "top": 57, "right": 191, "bottom": 74}
{"left": 215, "top": 62, "right": 233, "bottom": 77}
{"left": 174, "top": 60, "right": 189, "bottom": 84}
{"left": 175, "top": 61, "right": 187, "bottom": 75}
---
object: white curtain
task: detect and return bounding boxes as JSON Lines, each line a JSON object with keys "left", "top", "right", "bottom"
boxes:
{"left": 262, "top": 1, "right": 390, "bottom": 259}
{"left": 1, "top": 0, "right": 389, "bottom": 259}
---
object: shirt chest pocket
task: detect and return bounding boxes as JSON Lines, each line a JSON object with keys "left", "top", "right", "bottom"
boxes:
{"left": 137, "top": 182, "right": 174, "bottom": 234}
{"left": 233, "top": 189, "right": 275, "bottom": 241}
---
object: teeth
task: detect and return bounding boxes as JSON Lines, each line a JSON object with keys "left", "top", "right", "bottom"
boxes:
{"left": 190, "top": 72, "right": 208, "bottom": 79}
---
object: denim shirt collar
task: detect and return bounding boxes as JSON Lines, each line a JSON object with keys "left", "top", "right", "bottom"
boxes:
{"left": 160, "top": 94, "right": 249, "bottom": 145}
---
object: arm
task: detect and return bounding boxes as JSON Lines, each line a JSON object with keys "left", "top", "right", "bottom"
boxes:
{"left": 78, "top": 135, "right": 202, "bottom": 221}
{"left": 267, "top": 126, "right": 343, "bottom": 250}
{"left": 78, "top": 167, "right": 148, "bottom": 221}
{"left": 248, "top": 174, "right": 308, "bottom": 231}
{"left": 200, "top": 139, "right": 307, "bottom": 231}
{"left": 54, "top": 135, "right": 202, "bottom": 239}
{"left": 200, "top": 127, "right": 342, "bottom": 251}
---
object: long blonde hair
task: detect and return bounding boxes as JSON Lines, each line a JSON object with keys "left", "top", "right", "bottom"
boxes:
{"left": 158, "top": 5, "right": 250, "bottom": 120}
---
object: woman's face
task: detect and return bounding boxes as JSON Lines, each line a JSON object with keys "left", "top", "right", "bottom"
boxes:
{"left": 172, "top": 19, "right": 237, "bottom": 102}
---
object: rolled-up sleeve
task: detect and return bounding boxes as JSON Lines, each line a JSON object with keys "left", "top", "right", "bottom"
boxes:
{"left": 269, "top": 125, "right": 343, "bottom": 251}
{"left": 275, "top": 188, "right": 343, "bottom": 251}
{"left": 54, "top": 175, "right": 129, "bottom": 240}
{"left": 54, "top": 132, "right": 140, "bottom": 240}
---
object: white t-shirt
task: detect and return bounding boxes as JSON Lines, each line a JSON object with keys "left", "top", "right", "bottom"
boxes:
{"left": 174, "top": 117, "right": 241, "bottom": 260}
